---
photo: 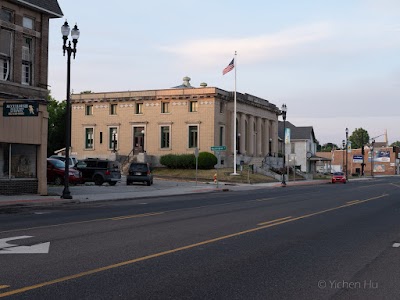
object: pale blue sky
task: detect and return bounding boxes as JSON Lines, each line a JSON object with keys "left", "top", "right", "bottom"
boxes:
{"left": 48, "top": 0, "right": 400, "bottom": 146}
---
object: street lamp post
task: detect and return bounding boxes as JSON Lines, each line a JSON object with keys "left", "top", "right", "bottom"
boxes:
{"left": 61, "top": 21, "right": 80, "bottom": 200}
{"left": 112, "top": 130, "right": 117, "bottom": 153}
{"left": 141, "top": 129, "right": 145, "bottom": 152}
{"left": 342, "top": 139, "right": 345, "bottom": 172}
{"left": 345, "top": 128, "right": 349, "bottom": 181}
{"left": 371, "top": 139, "right": 375, "bottom": 177}
{"left": 237, "top": 133, "right": 241, "bottom": 154}
{"left": 281, "top": 104, "right": 287, "bottom": 187}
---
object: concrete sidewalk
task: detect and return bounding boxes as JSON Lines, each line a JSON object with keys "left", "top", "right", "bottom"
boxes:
{"left": 0, "top": 178, "right": 332, "bottom": 208}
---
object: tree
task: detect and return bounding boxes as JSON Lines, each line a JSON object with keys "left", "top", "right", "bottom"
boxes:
{"left": 390, "top": 141, "right": 400, "bottom": 147}
{"left": 349, "top": 128, "right": 369, "bottom": 149}
{"left": 47, "top": 93, "right": 66, "bottom": 157}
{"left": 320, "top": 143, "right": 339, "bottom": 152}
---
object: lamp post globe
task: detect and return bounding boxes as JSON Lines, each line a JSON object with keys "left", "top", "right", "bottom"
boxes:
{"left": 61, "top": 21, "right": 80, "bottom": 200}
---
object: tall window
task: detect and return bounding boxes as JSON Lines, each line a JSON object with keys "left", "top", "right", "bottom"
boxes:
{"left": 219, "top": 101, "right": 224, "bottom": 113}
{"left": 85, "top": 105, "right": 93, "bottom": 115}
{"left": 85, "top": 128, "right": 94, "bottom": 149}
{"left": 0, "top": 29, "right": 12, "bottom": 81}
{"left": 136, "top": 103, "right": 143, "bottom": 114}
{"left": 22, "top": 16, "right": 34, "bottom": 29}
{"left": 161, "top": 102, "right": 169, "bottom": 113}
{"left": 21, "top": 37, "right": 33, "bottom": 85}
{"left": 291, "top": 143, "right": 295, "bottom": 154}
{"left": 219, "top": 126, "right": 224, "bottom": 146}
{"left": 188, "top": 126, "right": 198, "bottom": 148}
{"left": 0, "top": 8, "right": 13, "bottom": 22}
{"left": 110, "top": 104, "right": 117, "bottom": 115}
{"left": 161, "top": 126, "right": 170, "bottom": 149}
{"left": 109, "top": 127, "right": 118, "bottom": 150}
{"left": 189, "top": 101, "right": 198, "bottom": 112}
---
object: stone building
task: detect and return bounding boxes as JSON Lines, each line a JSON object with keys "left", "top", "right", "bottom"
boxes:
{"left": 70, "top": 78, "right": 281, "bottom": 168}
{"left": 0, "top": 0, "right": 62, "bottom": 195}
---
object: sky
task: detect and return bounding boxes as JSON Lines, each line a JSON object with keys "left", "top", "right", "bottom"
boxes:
{"left": 48, "top": 0, "right": 400, "bottom": 147}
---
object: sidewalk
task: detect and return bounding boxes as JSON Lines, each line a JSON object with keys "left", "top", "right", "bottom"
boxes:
{"left": 0, "top": 178, "right": 333, "bottom": 208}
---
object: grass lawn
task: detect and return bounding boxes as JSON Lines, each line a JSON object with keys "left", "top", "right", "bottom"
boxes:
{"left": 152, "top": 167, "right": 279, "bottom": 184}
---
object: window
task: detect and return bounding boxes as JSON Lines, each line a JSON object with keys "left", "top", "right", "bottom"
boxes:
{"left": 85, "top": 128, "right": 94, "bottom": 149}
{"left": 21, "top": 37, "right": 33, "bottom": 85}
{"left": 136, "top": 103, "right": 143, "bottom": 114}
{"left": 188, "top": 125, "right": 198, "bottom": 148}
{"left": 85, "top": 105, "right": 93, "bottom": 115}
{"left": 291, "top": 143, "right": 295, "bottom": 154}
{"left": 219, "top": 101, "right": 224, "bottom": 113}
{"left": 109, "top": 127, "right": 118, "bottom": 150}
{"left": 0, "top": 8, "right": 13, "bottom": 22}
{"left": 219, "top": 126, "right": 224, "bottom": 146}
{"left": 100, "top": 132, "right": 103, "bottom": 144}
{"left": 161, "top": 126, "right": 170, "bottom": 149}
{"left": 0, "top": 29, "right": 12, "bottom": 81}
{"left": 22, "top": 16, "right": 34, "bottom": 29}
{"left": 189, "top": 101, "right": 198, "bottom": 112}
{"left": 161, "top": 102, "right": 169, "bottom": 113}
{"left": 110, "top": 104, "right": 117, "bottom": 115}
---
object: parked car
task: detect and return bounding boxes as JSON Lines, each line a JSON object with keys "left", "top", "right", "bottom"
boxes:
{"left": 127, "top": 162, "right": 153, "bottom": 186}
{"left": 47, "top": 158, "right": 83, "bottom": 185}
{"left": 49, "top": 155, "right": 78, "bottom": 167}
{"left": 331, "top": 172, "right": 346, "bottom": 184}
{"left": 75, "top": 158, "right": 121, "bottom": 186}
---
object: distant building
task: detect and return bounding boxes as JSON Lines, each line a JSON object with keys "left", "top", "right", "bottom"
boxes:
{"left": 277, "top": 121, "right": 323, "bottom": 174}
{"left": 70, "top": 77, "right": 282, "bottom": 168}
{"left": 317, "top": 145, "right": 400, "bottom": 176}
{"left": 0, "top": 0, "right": 63, "bottom": 195}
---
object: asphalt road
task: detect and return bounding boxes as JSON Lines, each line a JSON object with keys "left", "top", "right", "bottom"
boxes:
{"left": 0, "top": 177, "right": 400, "bottom": 299}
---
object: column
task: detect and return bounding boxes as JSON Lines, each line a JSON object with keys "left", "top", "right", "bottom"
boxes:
{"left": 264, "top": 119, "right": 270, "bottom": 156}
{"left": 240, "top": 113, "right": 246, "bottom": 154}
{"left": 271, "top": 120, "right": 278, "bottom": 155}
{"left": 256, "top": 117, "right": 262, "bottom": 156}
{"left": 248, "top": 115, "right": 255, "bottom": 156}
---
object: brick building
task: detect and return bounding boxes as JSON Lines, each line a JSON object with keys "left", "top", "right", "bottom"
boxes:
{"left": 70, "top": 77, "right": 281, "bottom": 168}
{"left": 316, "top": 146, "right": 400, "bottom": 176}
{"left": 0, "top": 0, "right": 62, "bottom": 195}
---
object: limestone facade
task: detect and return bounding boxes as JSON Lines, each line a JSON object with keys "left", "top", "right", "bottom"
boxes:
{"left": 70, "top": 85, "right": 280, "bottom": 167}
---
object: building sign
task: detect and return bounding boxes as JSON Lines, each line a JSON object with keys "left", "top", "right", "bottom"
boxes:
{"left": 3, "top": 102, "right": 39, "bottom": 116}
{"left": 368, "top": 150, "right": 390, "bottom": 162}
{"left": 353, "top": 155, "right": 363, "bottom": 163}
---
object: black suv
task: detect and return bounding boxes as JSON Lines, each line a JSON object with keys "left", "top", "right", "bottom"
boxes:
{"left": 127, "top": 162, "right": 153, "bottom": 186}
{"left": 75, "top": 158, "right": 121, "bottom": 186}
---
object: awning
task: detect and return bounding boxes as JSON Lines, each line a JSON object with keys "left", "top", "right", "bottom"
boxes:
{"left": 308, "top": 155, "right": 332, "bottom": 161}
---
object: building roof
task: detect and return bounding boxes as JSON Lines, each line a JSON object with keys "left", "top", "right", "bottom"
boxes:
{"left": 12, "top": 0, "right": 63, "bottom": 17}
{"left": 278, "top": 121, "right": 317, "bottom": 142}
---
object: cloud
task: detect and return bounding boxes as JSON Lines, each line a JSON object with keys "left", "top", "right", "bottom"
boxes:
{"left": 160, "top": 22, "right": 333, "bottom": 65}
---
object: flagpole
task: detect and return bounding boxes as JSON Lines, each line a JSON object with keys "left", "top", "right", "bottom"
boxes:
{"left": 232, "top": 51, "right": 238, "bottom": 175}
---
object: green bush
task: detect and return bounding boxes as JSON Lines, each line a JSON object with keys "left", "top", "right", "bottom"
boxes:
{"left": 160, "top": 154, "right": 177, "bottom": 168}
{"left": 198, "top": 152, "right": 217, "bottom": 169}
{"left": 160, "top": 154, "right": 196, "bottom": 169}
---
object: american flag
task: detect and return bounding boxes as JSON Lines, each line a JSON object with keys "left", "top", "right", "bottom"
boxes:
{"left": 222, "top": 58, "right": 234, "bottom": 75}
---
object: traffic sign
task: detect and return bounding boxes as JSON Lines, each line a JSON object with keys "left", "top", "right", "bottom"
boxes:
{"left": 211, "top": 146, "right": 226, "bottom": 151}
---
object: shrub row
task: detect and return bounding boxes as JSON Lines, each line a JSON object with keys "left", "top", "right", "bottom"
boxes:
{"left": 160, "top": 152, "right": 217, "bottom": 170}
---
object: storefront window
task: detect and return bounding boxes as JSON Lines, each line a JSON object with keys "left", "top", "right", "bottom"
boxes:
{"left": 0, "top": 143, "right": 37, "bottom": 179}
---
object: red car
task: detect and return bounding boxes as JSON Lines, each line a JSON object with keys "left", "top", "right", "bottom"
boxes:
{"left": 331, "top": 172, "right": 346, "bottom": 184}
{"left": 47, "top": 158, "right": 83, "bottom": 185}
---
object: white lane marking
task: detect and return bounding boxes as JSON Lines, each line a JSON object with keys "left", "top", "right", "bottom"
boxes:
{"left": 0, "top": 236, "right": 50, "bottom": 254}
